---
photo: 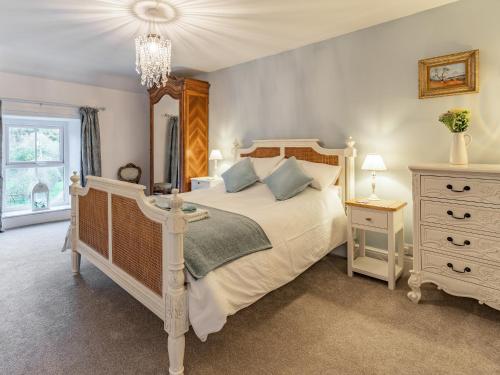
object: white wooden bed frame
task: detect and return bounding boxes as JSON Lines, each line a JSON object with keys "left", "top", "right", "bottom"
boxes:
{"left": 70, "top": 138, "right": 357, "bottom": 375}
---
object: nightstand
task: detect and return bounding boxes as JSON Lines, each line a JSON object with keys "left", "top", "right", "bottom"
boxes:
{"left": 345, "top": 199, "right": 407, "bottom": 290}
{"left": 190, "top": 176, "right": 223, "bottom": 191}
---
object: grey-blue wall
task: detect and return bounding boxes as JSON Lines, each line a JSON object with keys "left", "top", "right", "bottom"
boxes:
{"left": 199, "top": 0, "right": 500, "bottom": 245}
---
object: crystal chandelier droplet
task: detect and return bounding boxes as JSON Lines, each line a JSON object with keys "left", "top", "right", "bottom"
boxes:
{"left": 135, "top": 33, "right": 172, "bottom": 89}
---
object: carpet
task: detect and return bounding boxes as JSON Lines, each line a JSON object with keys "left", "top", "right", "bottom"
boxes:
{"left": 1, "top": 221, "right": 499, "bottom": 374}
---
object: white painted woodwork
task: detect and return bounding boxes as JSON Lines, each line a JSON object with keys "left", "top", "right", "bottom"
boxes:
{"left": 69, "top": 138, "right": 357, "bottom": 375}
{"left": 347, "top": 203, "right": 405, "bottom": 290}
{"left": 420, "top": 175, "right": 500, "bottom": 204}
{"left": 190, "top": 177, "right": 223, "bottom": 191}
{"left": 420, "top": 199, "right": 500, "bottom": 235}
{"left": 420, "top": 225, "right": 500, "bottom": 266}
{"left": 351, "top": 207, "right": 388, "bottom": 230}
{"left": 408, "top": 164, "right": 500, "bottom": 311}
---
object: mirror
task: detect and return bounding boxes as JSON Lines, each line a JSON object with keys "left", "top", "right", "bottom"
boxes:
{"left": 152, "top": 94, "right": 180, "bottom": 195}
{"left": 149, "top": 76, "right": 210, "bottom": 194}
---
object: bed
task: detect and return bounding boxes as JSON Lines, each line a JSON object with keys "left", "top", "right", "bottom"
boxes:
{"left": 69, "top": 138, "right": 357, "bottom": 375}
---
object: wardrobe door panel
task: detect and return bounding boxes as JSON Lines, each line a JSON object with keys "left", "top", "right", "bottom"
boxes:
{"left": 182, "top": 92, "right": 209, "bottom": 191}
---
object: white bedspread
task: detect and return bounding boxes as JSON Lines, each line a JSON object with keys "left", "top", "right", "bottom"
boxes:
{"left": 179, "top": 182, "right": 347, "bottom": 341}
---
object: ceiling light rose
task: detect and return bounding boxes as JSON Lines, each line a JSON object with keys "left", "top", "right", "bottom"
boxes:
{"left": 135, "top": 32, "right": 172, "bottom": 88}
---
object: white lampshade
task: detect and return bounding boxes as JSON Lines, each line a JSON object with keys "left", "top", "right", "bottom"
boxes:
{"left": 209, "top": 149, "right": 223, "bottom": 161}
{"left": 361, "top": 154, "right": 386, "bottom": 171}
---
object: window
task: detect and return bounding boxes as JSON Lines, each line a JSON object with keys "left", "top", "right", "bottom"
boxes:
{"left": 2, "top": 115, "right": 79, "bottom": 212}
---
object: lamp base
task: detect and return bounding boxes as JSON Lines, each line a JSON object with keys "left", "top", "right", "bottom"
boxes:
{"left": 368, "top": 193, "right": 381, "bottom": 201}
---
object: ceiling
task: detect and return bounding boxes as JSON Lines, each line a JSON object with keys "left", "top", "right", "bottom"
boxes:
{"left": 0, "top": 0, "right": 457, "bottom": 92}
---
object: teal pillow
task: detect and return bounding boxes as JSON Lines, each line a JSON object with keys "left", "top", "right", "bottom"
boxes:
{"left": 263, "top": 157, "right": 313, "bottom": 200}
{"left": 221, "top": 158, "right": 259, "bottom": 193}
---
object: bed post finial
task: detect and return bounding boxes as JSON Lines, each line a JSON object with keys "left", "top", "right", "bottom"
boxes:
{"left": 70, "top": 171, "right": 81, "bottom": 274}
{"left": 233, "top": 139, "right": 241, "bottom": 161}
{"left": 344, "top": 137, "right": 357, "bottom": 202}
{"left": 165, "top": 188, "right": 188, "bottom": 375}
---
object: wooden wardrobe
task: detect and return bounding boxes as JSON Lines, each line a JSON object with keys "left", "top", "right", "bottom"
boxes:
{"left": 149, "top": 76, "right": 210, "bottom": 193}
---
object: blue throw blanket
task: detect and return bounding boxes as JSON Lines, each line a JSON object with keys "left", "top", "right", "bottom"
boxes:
{"left": 184, "top": 203, "right": 272, "bottom": 279}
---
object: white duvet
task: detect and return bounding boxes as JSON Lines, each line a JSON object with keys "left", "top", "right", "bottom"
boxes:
{"left": 179, "top": 182, "right": 347, "bottom": 341}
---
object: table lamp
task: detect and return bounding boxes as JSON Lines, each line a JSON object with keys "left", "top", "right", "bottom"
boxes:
{"left": 209, "top": 149, "right": 223, "bottom": 177}
{"left": 361, "top": 153, "right": 386, "bottom": 201}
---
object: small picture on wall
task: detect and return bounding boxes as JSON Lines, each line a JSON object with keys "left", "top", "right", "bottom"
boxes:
{"left": 418, "top": 50, "right": 479, "bottom": 99}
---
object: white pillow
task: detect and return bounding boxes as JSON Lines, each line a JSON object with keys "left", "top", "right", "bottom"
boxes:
{"left": 296, "top": 159, "right": 342, "bottom": 190}
{"left": 250, "top": 155, "right": 284, "bottom": 181}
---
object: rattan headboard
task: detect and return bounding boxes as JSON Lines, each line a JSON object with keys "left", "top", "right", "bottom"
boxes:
{"left": 238, "top": 138, "right": 356, "bottom": 204}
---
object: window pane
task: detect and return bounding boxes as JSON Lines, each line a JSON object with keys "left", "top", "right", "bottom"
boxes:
{"left": 4, "top": 167, "right": 65, "bottom": 210}
{"left": 37, "top": 128, "right": 62, "bottom": 161}
{"left": 8, "top": 127, "right": 36, "bottom": 162}
{"left": 5, "top": 168, "right": 37, "bottom": 210}
{"left": 37, "top": 166, "right": 65, "bottom": 205}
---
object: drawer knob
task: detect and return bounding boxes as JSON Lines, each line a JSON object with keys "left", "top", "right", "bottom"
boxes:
{"left": 446, "top": 184, "right": 471, "bottom": 192}
{"left": 446, "top": 210, "right": 471, "bottom": 220}
{"left": 447, "top": 263, "right": 471, "bottom": 274}
{"left": 365, "top": 217, "right": 372, "bottom": 221}
{"left": 446, "top": 237, "right": 471, "bottom": 247}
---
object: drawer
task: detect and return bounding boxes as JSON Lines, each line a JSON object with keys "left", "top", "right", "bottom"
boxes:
{"left": 421, "top": 175, "right": 500, "bottom": 205}
{"left": 351, "top": 207, "right": 387, "bottom": 229}
{"left": 420, "top": 225, "right": 500, "bottom": 264}
{"left": 191, "top": 180, "right": 210, "bottom": 190}
{"left": 420, "top": 199, "right": 500, "bottom": 235}
{"left": 422, "top": 250, "right": 500, "bottom": 291}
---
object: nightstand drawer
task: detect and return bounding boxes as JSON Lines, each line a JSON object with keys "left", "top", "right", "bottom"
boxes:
{"left": 191, "top": 180, "right": 211, "bottom": 190}
{"left": 421, "top": 175, "right": 500, "bottom": 205}
{"left": 351, "top": 207, "right": 387, "bottom": 229}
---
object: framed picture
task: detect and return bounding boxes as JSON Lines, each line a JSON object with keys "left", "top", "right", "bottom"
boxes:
{"left": 418, "top": 50, "right": 479, "bottom": 99}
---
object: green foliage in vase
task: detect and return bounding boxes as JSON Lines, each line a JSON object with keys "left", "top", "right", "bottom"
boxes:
{"left": 438, "top": 108, "right": 471, "bottom": 133}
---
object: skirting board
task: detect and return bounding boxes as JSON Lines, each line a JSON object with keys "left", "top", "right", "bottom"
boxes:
{"left": 2, "top": 208, "right": 70, "bottom": 230}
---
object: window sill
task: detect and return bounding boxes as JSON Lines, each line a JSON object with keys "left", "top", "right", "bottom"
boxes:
{"left": 3, "top": 205, "right": 70, "bottom": 219}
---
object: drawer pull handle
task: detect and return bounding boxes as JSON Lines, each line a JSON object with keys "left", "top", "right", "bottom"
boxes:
{"left": 447, "top": 263, "right": 471, "bottom": 273}
{"left": 446, "top": 210, "right": 471, "bottom": 220}
{"left": 446, "top": 237, "right": 471, "bottom": 247}
{"left": 446, "top": 184, "right": 471, "bottom": 193}
{"left": 365, "top": 218, "right": 372, "bottom": 221}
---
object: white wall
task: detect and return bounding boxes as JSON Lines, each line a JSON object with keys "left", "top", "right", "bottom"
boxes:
{"left": 0, "top": 71, "right": 149, "bottom": 185}
{"left": 199, "top": 0, "right": 500, "bottom": 246}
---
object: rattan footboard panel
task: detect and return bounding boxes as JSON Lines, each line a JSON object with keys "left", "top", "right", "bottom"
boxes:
{"left": 285, "top": 147, "right": 339, "bottom": 166}
{"left": 79, "top": 188, "right": 109, "bottom": 258}
{"left": 111, "top": 195, "right": 163, "bottom": 296}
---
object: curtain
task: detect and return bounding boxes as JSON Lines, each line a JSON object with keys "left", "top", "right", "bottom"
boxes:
{"left": 80, "top": 107, "right": 102, "bottom": 187}
{"left": 165, "top": 115, "right": 180, "bottom": 189}
{"left": 0, "top": 100, "right": 4, "bottom": 232}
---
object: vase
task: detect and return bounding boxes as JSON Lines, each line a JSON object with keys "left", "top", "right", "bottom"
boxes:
{"left": 449, "top": 132, "right": 471, "bottom": 165}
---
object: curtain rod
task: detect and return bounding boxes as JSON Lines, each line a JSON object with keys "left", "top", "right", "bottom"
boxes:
{"left": 0, "top": 97, "right": 106, "bottom": 111}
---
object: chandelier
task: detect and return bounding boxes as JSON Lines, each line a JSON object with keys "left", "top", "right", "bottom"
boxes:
{"left": 135, "top": 32, "right": 172, "bottom": 88}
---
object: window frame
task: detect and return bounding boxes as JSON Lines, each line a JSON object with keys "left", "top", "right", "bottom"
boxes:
{"left": 2, "top": 116, "right": 71, "bottom": 212}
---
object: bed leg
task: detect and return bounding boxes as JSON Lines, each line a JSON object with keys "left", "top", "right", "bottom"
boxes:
{"left": 164, "top": 190, "right": 189, "bottom": 375}
{"left": 72, "top": 251, "right": 81, "bottom": 274}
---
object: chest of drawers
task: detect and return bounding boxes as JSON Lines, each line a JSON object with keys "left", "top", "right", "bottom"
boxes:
{"left": 408, "top": 163, "right": 500, "bottom": 311}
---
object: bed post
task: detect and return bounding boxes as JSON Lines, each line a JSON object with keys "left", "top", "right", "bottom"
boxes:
{"left": 70, "top": 172, "right": 81, "bottom": 274}
{"left": 164, "top": 189, "right": 189, "bottom": 375}
{"left": 345, "top": 137, "right": 357, "bottom": 202}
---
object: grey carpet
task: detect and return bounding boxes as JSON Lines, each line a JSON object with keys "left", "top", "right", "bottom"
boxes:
{"left": 1, "top": 221, "right": 499, "bottom": 375}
